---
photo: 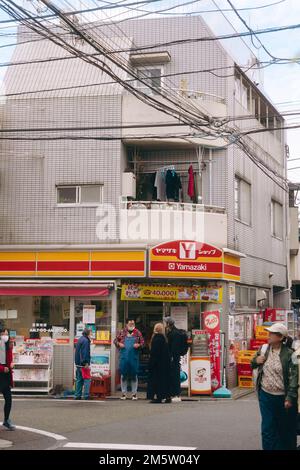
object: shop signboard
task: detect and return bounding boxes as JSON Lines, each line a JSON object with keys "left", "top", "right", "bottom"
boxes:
{"left": 202, "top": 310, "right": 221, "bottom": 391}
{"left": 121, "top": 284, "right": 223, "bottom": 303}
{"left": 180, "top": 352, "right": 189, "bottom": 389}
{"left": 190, "top": 357, "right": 211, "bottom": 395}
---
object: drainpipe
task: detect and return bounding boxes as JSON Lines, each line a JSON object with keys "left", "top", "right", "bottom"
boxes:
{"left": 209, "top": 148, "right": 213, "bottom": 206}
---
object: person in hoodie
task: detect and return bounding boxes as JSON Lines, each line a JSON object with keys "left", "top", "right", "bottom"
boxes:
{"left": 0, "top": 325, "right": 15, "bottom": 430}
{"left": 74, "top": 328, "right": 91, "bottom": 400}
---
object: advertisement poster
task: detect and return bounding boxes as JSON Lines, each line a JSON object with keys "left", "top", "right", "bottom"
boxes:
{"left": 86, "top": 324, "right": 96, "bottom": 339}
{"left": 121, "top": 284, "right": 222, "bottom": 303}
{"left": 229, "top": 284, "right": 236, "bottom": 312}
{"left": 202, "top": 310, "right": 221, "bottom": 391}
{"left": 83, "top": 305, "right": 96, "bottom": 325}
{"left": 90, "top": 346, "right": 110, "bottom": 376}
{"left": 190, "top": 357, "right": 211, "bottom": 395}
{"left": 228, "top": 315, "right": 235, "bottom": 341}
{"left": 180, "top": 352, "right": 189, "bottom": 389}
{"left": 171, "top": 306, "right": 188, "bottom": 331}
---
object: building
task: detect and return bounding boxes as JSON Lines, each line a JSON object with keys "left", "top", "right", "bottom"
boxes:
{"left": 0, "top": 15, "right": 290, "bottom": 392}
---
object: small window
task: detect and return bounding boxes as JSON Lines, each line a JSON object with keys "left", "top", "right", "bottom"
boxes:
{"left": 271, "top": 199, "right": 283, "bottom": 239}
{"left": 136, "top": 67, "right": 162, "bottom": 95}
{"left": 249, "top": 288, "right": 257, "bottom": 308}
{"left": 241, "top": 287, "right": 248, "bottom": 307}
{"left": 57, "top": 185, "right": 103, "bottom": 206}
{"left": 235, "top": 176, "right": 251, "bottom": 225}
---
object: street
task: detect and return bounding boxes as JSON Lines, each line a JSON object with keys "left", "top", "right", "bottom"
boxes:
{"left": 0, "top": 393, "right": 272, "bottom": 451}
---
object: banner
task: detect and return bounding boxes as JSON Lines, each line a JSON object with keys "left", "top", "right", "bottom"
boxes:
{"left": 121, "top": 284, "right": 223, "bottom": 303}
{"left": 202, "top": 310, "right": 221, "bottom": 391}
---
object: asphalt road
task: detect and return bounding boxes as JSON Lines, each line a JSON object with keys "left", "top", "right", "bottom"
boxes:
{"left": 0, "top": 393, "right": 271, "bottom": 450}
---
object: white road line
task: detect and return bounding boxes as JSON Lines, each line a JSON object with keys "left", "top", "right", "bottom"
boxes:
{"left": 64, "top": 443, "right": 197, "bottom": 450}
{"left": 7, "top": 425, "right": 67, "bottom": 441}
{"left": 0, "top": 399, "right": 104, "bottom": 403}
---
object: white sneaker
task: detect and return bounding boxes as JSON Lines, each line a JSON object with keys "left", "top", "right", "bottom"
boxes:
{"left": 132, "top": 394, "right": 138, "bottom": 401}
{"left": 120, "top": 394, "right": 127, "bottom": 400}
{"left": 171, "top": 396, "right": 182, "bottom": 403}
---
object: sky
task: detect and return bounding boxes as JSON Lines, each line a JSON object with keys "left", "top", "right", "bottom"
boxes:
{"left": 1, "top": 0, "right": 300, "bottom": 181}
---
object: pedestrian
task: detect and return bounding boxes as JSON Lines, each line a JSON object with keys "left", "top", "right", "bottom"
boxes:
{"left": 74, "top": 328, "right": 91, "bottom": 400}
{"left": 164, "top": 317, "right": 183, "bottom": 403}
{"left": 147, "top": 323, "right": 171, "bottom": 404}
{"left": 114, "top": 319, "right": 144, "bottom": 400}
{"left": 251, "top": 323, "right": 298, "bottom": 450}
{"left": 296, "top": 342, "right": 300, "bottom": 445}
{"left": 0, "top": 326, "right": 15, "bottom": 430}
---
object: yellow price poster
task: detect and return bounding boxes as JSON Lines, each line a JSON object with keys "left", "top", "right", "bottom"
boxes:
{"left": 96, "top": 330, "right": 110, "bottom": 342}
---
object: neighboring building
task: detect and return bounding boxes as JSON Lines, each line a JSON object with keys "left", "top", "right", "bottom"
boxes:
{"left": 0, "top": 16, "right": 290, "bottom": 391}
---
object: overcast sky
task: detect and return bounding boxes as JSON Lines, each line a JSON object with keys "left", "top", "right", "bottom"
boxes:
{"left": 0, "top": 0, "right": 300, "bottom": 180}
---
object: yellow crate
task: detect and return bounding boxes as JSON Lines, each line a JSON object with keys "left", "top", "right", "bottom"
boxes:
{"left": 237, "top": 350, "right": 256, "bottom": 364}
{"left": 255, "top": 325, "right": 269, "bottom": 340}
{"left": 238, "top": 375, "right": 254, "bottom": 388}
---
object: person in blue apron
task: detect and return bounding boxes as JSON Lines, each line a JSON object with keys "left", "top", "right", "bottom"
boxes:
{"left": 114, "top": 319, "right": 144, "bottom": 400}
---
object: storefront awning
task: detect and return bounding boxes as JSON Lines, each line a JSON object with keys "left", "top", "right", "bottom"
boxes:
{"left": 0, "top": 284, "right": 111, "bottom": 297}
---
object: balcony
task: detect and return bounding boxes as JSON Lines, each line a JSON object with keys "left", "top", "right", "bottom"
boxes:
{"left": 122, "top": 88, "right": 227, "bottom": 148}
{"left": 119, "top": 200, "right": 227, "bottom": 247}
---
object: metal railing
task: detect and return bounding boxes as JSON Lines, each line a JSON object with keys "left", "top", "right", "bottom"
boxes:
{"left": 132, "top": 85, "right": 226, "bottom": 105}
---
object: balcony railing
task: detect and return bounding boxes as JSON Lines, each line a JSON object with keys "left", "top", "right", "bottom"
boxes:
{"left": 121, "top": 199, "right": 226, "bottom": 214}
{"left": 131, "top": 85, "right": 226, "bottom": 105}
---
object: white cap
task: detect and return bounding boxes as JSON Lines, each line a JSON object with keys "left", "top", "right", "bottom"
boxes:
{"left": 265, "top": 323, "right": 288, "bottom": 337}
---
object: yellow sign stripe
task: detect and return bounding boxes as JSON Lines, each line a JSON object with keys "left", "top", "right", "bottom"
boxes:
{"left": 223, "top": 255, "right": 240, "bottom": 267}
{"left": 91, "top": 271, "right": 144, "bottom": 277}
{"left": 37, "top": 252, "right": 89, "bottom": 261}
{"left": 150, "top": 271, "right": 224, "bottom": 278}
{"left": 224, "top": 274, "right": 240, "bottom": 281}
{"left": 36, "top": 271, "right": 90, "bottom": 277}
{"left": 150, "top": 254, "right": 223, "bottom": 262}
{"left": 0, "top": 252, "right": 36, "bottom": 261}
{"left": 91, "top": 251, "right": 145, "bottom": 261}
{"left": 0, "top": 272, "right": 36, "bottom": 276}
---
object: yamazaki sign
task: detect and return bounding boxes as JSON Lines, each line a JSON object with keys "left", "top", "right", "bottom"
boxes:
{"left": 149, "top": 240, "right": 240, "bottom": 280}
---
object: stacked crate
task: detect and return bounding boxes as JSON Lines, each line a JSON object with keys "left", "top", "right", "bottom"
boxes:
{"left": 237, "top": 350, "right": 256, "bottom": 388}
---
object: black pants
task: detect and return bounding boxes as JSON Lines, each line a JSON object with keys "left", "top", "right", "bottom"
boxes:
{"left": 1, "top": 386, "right": 12, "bottom": 422}
{"left": 170, "top": 356, "right": 181, "bottom": 397}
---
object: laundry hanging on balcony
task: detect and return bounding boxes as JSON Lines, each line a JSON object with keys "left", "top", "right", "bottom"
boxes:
{"left": 188, "top": 164, "right": 196, "bottom": 202}
{"left": 165, "top": 169, "right": 182, "bottom": 202}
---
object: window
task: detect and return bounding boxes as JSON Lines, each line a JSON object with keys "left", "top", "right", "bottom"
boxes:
{"left": 235, "top": 176, "right": 251, "bottom": 225}
{"left": 136, "top": 67, "right": 162, "bottom": 95}
{"left": 271, "top": 199, "right": 283, "bottom": 239}
{"left": 235, "top": 286, "right": 260, "bottom": 308}
{"left": 57, "top": 185, "right": 103, "bottom": 206}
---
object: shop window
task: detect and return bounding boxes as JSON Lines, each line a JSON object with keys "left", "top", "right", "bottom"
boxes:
{"left": 271, "top": 199, "right": 283, "bottom": 239}
{"left": 234, "top": 176, "right": 251, "bottom": 225}
{"left": 74, "top": 299, "right": 112, "bottom": 344}
{"left": 57, "top": 185, "right": 103, "bottom": 206}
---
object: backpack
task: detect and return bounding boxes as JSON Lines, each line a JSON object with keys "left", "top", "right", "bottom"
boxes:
{"left": 177, "top": 329, "right": 189, "bottom": 356}
{"left": 252, "top": 343, "right": 268, "bottom": 387}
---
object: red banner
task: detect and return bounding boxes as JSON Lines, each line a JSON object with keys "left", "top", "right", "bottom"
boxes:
{"left": 202, "top": 310, "right": 221, "bottom": 391}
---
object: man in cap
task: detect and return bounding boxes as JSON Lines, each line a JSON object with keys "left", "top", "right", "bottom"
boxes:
{"left": 251, "top": 323, "right": 298, "bottom": 450}
{"left": 164, "top": 317, "right": 183, "bottom": 403}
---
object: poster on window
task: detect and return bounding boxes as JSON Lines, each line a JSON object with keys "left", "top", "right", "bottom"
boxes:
{"left": 83, "top": 305, "right": 96, "bottom": 325}
{"left": 202, "top": 310, "right": 221, "bottom": 391}
{"left": 180, "top": 352, "right": 189, "bottom": 389}
{"left": 170, "top": 306, "right": 188, "bottom": 331}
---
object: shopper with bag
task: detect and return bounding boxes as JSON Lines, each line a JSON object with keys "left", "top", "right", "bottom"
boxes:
{"left": 81, "top": 362, "right": 92, "bottom": 400}
{"left": 0, "top": 325, "right": 15, "bottom": 430}
{"left": 251, "top": 323, "right": 298, "bottom": 450}
{"left": 164, "top": 317, "right": 188, "bottom": 403}
{"left": 74, "top": 328, "right": 91, "bottom": 400}
{"left": 295, "top": 343, "right": 300, "bottom": 444}
{"left": 147, "top": 323, "right": 171, "bottom": 404}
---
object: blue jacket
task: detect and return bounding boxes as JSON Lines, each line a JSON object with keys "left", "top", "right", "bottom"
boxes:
{"left": 75, "top": 335, "right": 91, "bottom": 366}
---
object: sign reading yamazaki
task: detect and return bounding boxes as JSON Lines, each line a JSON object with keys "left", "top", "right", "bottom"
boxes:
{"left": 149, "top": 240, "right": 224, "bottom": 279}
{"left": 121, "top": 284, "right": 223, "bottom": 303}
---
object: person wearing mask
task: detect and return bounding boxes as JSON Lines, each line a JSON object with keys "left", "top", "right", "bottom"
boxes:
{"left": 164, "top": 317, "right": 183, "bottom": 403}
{"left": 74, "top": 328, "right": 91, "bottom": 400}
{"left": 114, "top": 319, "right": 144, "bottom": 400}
{"left": 147, "top": 323, "right": 171, "bottom": 404}
{"left": 0, "top": 326, "right": 15, "bottom": 430}
{"left": 251, "top": 323, "right": 298, "bottom": 450}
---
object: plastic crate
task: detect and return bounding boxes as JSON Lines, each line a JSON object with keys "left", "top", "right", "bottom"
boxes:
{"left": 237, "top": 364, "right": 252, "bottom": 376}
{"left": 237, "top": 350, "right": 256, "bottom": 364}
{"left": 238, "top": 375, "right": 254, "bottom": 388}
{"left": 90, "top": 375, "right": 111, "bottom": 399}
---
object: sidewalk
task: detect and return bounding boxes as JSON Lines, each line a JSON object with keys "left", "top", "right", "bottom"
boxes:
{"left": 106, "top": 388, "right": 255, "bottom": 401}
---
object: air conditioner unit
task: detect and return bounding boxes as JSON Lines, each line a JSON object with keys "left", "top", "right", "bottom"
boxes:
{"left": 122, "top": 172, "right": 136, "bottom": 199}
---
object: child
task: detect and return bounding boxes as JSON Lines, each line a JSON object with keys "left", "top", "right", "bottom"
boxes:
{"left": 81, "top": 363, "right": 91, "bottom": 400}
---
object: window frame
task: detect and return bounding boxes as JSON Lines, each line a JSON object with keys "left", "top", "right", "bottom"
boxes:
{"left": 135, "top": 65, "right": 164, "bottom": 95}
{"left": 234, "top": 175, "right": 252, "bottom": 226}
{"left": 56, "top": 184, "right": 103, "bottom": 207}
{"left": 271, "top": 198, "right": 283, "bottom": 240}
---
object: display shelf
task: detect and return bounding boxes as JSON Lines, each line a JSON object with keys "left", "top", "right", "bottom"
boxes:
{"left": 11, "top": 387, "right": 51, "bottom": 393}
{"left": 13, "top": 364, "right": 50, "bottom": 368}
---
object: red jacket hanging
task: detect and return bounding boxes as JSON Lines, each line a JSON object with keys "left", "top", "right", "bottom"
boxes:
{"left": 188, "top": 165, "right": 195, "bottom": 200}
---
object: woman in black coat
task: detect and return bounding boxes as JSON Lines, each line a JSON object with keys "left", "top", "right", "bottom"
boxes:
{"left": 147, "top": 323, "right": 171, "bottom": 404}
